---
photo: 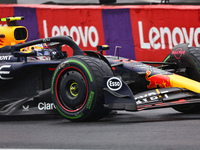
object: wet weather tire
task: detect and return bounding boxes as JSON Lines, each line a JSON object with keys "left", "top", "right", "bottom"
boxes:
{"left": 164, "top": 47, "right": 200, "bottom": 113}
{"left": 51, "top": 55, "right": 113, "bottom": 121}
{"left": 172, "top": 104, "right": 200, "bottom": 114}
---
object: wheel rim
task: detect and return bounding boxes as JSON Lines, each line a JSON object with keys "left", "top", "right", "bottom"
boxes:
{"left": 69, "top": 82, "right": 78, "bottom": 97}
{"left": 55, "top": 67, "right": 88, "bottom": 112}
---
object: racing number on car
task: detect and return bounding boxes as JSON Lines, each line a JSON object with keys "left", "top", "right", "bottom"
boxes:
{"left": 0, "top": 65, "right": 12, "bottom": 80}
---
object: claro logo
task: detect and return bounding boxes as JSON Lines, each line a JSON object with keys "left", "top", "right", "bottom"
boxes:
{"left": 43, "top": 20, "right": 99, "bottom": 47}
{"left": 38, "top": 102, "right": 56, "bottom": 111}
{"left": 138, "top": 21, "right": 200, "bottom": 49}
{"left": 107, "top": 77, "right": 122, "bottom": 91}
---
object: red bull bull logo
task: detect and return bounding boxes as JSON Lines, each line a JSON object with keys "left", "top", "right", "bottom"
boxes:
{"left": 146, "top": 70, "right": 172, "bottom": 89}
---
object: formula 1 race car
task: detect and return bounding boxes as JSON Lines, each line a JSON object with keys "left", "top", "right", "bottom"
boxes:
{"left": 1, "top": 16, "right": 200, "bottom": 122}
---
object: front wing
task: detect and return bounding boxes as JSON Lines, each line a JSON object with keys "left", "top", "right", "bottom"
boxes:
{"left": 104, "top": 77, "right": 200, "bottom": 111}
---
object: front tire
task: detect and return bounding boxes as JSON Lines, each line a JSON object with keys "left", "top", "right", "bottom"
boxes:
{"left": 164, "top": 48, "right": 200, "bottom": 113}
{"left": 172, "top": 104, "right": 200, "bottom": 114}
{"left": 51, "top": 55, "right": 113, "bottom": 121}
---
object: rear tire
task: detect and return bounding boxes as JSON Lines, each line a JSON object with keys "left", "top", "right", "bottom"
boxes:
{"left": 51, "top": 55, "right": 113, "bottom": 121}
{"left": 172, "top": 104, "right": 200, "bottom": 114}
{"left": 164, "top": 47, "right": 200, "bottom": 113}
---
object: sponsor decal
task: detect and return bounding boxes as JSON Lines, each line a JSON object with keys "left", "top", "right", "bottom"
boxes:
{"left": 37, "top": 8, "right": 105, "bottom": 57}
{"left": 145, "top": 70, "right": 172, "bottom": 89}
{"left": 86, "top": 91, "right": 94, "bottom": 109}
{"left": 22, "top": 105, "right": 29, "bottom": 111}
{"left": 135, "top": 90, "right": 169, "bottom": 105}
{"left": 172, "top": 48, "right": 185, "bottom": 59}
{"left": 138, "top": 21, "right": 200, "bottom": 49}
{"left": 22, "top": 105, "right": 30, "bottom": 111}
{"left": 130, "top": 6, "right": 200, "bottom": 61}
{"left": 107, "top": 77, "right": 122, "bottom": 91}
{"left": 38, "top": 102, "right": 56, "bottom": 111}
{"left": 0, "top": 56, "right": 12, "bottom": 61}
{"left": 43, "top": 20, "right": 99, "bottom": 47}
{"left": 0, "top": 65, "right": 13, "bottom": 80}
{"left": 136, "top": 92, "right": 158, "bottom": 105}
{"left": 43, "top": 38, "right": 50, "bottom": 43}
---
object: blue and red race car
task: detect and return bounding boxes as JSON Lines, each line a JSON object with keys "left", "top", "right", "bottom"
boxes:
{"left": 1, "top": 16, "right": 200, "bottom": 122}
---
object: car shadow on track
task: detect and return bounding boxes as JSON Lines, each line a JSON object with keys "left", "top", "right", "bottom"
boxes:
{"left": 98, "top": 109, "right": 200, "bottom": 124}
{"left": 0, "top": 108, "right": 199, "bottom": 123}
{"left": 0, "top": 114, "right": 62, "bottom": 122}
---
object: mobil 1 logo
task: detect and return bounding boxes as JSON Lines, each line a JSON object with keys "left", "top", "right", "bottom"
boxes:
{"left": 107, "top": 77, "right": 122, "bottom": 91}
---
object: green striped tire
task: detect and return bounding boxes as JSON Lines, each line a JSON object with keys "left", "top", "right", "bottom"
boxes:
{"left": 164, "top": 49, "right": 200, "bottom": 113}
{"left": 51, "top": 55, "right": 113, "bottom": 121}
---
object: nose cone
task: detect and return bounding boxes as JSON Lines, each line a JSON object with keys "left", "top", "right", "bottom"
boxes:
{"left": 169, "top": 74, "right": 200, "bottom": 93}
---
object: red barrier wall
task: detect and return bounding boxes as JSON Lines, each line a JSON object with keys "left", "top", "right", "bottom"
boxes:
{"left": 36, "top": 6, "right": 105, "bottom": 56}
{"left": 0, "top": 5, "right": 14, "bottom": 26}
{"left": 1, "top": 4, "right": 200, "bottom": 61}
{"left": 130, "top": 5, "right": 200, "bottom": 61}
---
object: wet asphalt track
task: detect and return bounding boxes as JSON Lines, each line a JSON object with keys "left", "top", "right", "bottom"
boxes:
{"left": 0, "top": 108, "right": 200, "bottom": 150}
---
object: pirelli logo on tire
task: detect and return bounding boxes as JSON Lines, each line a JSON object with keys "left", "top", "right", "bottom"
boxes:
{"left": 86, "top": 91, "right": 94, "bottom": 109}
